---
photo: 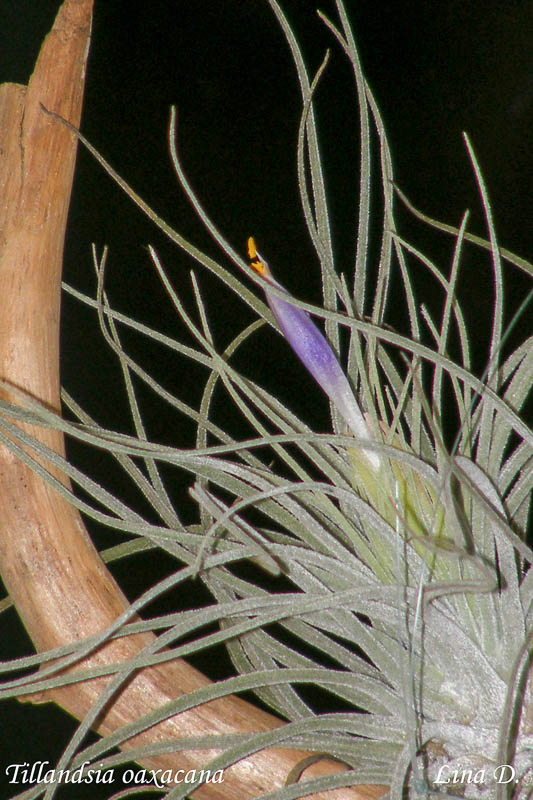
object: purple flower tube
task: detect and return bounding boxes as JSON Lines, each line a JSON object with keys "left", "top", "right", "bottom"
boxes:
{"left": 248, "top": 238, "right": 380, "bottom": 470}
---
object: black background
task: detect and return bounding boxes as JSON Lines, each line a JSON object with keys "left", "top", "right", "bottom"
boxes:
{"left": 1, "top": 1, "right": 533, "bottom": 797}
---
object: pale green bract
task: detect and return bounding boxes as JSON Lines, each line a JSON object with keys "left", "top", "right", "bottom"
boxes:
{"left": 0, "top": 2, "right": 532, "bottom": 799}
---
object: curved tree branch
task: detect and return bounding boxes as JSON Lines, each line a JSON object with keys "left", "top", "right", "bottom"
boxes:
{"left": 0, "top": 2, "right": 386, "bottom": 798}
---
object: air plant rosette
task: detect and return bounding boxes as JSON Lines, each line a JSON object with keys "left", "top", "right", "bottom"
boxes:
{"left": 2, "top": 1, "right": 533, "bottom": 798}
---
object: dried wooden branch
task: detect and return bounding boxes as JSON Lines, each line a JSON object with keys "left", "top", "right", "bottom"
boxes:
{"left": 0, "top": 2, "right": 386, "bottom": 797}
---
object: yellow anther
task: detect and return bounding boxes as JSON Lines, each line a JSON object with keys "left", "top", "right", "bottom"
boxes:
{"left": 247, "top": 236, "right": 258, "bottom": 260}
{"left": 247, "top": 236, "right": 267, "bottom": 276}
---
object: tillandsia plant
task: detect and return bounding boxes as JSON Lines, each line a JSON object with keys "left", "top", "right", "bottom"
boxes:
{"left": 2, "top": 1, "right": 533, "bottom": 799}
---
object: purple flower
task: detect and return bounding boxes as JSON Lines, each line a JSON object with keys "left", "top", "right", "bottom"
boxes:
{"left": 248, "top": 238, "right": 380, "bottom": 470}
